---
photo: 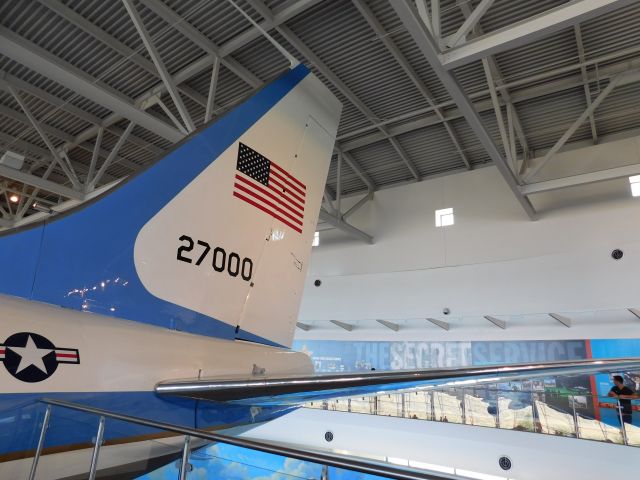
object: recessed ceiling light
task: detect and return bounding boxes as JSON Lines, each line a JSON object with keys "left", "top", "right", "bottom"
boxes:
{"left": 9, "top": 194, "right": 19, "bottom": 203}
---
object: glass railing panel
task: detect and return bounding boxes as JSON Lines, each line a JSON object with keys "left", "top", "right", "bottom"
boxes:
{"left": 377, "top": 394, "right": 402, "bottom": 417}
{"left": 404, "top": 391, "right": 432, "bottom": 420}
{"left": 350, "top": 396, "right": 375, "bottom": 414}
{"left": 10, "top": 404, "right": 105, "bottom": 480}
{"left": 624, "top": 422, "right": 640, "bottom": 446}
{"left": 138, "top": 442, "right": 326, "bottom": 480}
{"left": 328, "top": 397, "right": 350, "bottom": 412}
{"left": 533, "top": 400, "right": 576, "bottom": 437}
{"left": 302, "top": 387, "right": 639, "bottom": 449}
{"left": 433, "top": 391, "right": 463, "bottom": 424}
{"left": 463, "top": 394, "right": 497, "bottom": 427}
{"left": 576, "top": 415, "right": 623, "bottom": 444}
{"left": 0, "top": 401, "right": 51, "bottom": 479}
{"left": 497, "top": 397, "right": 534, "bottom": 432}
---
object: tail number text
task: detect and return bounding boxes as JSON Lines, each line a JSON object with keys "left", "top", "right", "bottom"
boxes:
{"left": 176, "top": 235, "right": 253, "bottom": 282}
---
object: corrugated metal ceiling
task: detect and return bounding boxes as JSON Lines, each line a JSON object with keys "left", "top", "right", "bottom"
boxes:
{"left": 0, "top": 0, "right": 639, "bottom": 223}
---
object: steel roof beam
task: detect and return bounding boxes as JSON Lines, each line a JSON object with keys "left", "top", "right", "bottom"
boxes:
{"left": 7, "top": 86, "right": 81, "bottom": 189}
{"left": 339, "top": 49, "right": 640, "bottom": 145}
{"left": 0, "top": 102, "right": 140, "bottom": 174}
{"left": 86, "top": 127, "right": 103, "bottom": 190}
{"left": 123, "top": 0, "right": 195, "bottom": 133}
{"left": 343, "top": 191, "right": 373, "bottom": 220}
{"left": 352, "top": 0, "right": 470, "bottom": 170}
{"left": 137, "top": 0, "right": 262, "bottom": 88}
{"left": 524, "top": 69, "right": 640, "bottom": 182}
{"left": 574, "top": 25, "right": 598, "bottom": 144}
{"left": 392, "top": 1, "right": 537, "bottom": 220}
{"left": 88, "top": 121, "right": 135, "bottom": 190}
{"left": 0, "top": 164, "right": 83, "bottom": 201}
{"left": 520, "top": 163, "right": 640, "bottom": 195}
{"left": 36, "top": 0, "right": 206, "bottom": 110}
{"left": 446, "top": 0, "right": 495, "bottom": 48}
{"left": 272, "top": 12, "right": 421, "bottom": 180}
{"left": 204, "top": 58, "right": 220, "bottom": 124}
{"left": 0, "top": 73, "right": 164, "bottom": 156}
{"left": 44, "top": 0, "right": 317, "bottom": 176}
{"left": 456, "top": 1, "right": 529, "bottom": 169}
{"left": 440, "top": 0, "right": 639, "bottom": 70}
{"left": 483, "top": 59, "right": 514, "bottom": 172}
{"left": 15, "top": 160, "right": 57, "bottom": 220}
{"left": 0, "top": 26, "right": 185, "bottom": 143}
{"left": 340, "top": 149, "right": 375, "bottom": 191}
{"left": 319, "top": 208, "right": 373, "bottom": 244}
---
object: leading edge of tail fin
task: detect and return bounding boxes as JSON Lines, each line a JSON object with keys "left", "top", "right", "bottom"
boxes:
{"left": 0, "top": 65, "right": 342, "bottom": 348}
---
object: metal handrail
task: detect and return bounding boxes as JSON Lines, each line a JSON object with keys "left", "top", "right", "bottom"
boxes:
{"left": 39, "top": 398, "right": 456, "bottom": 480}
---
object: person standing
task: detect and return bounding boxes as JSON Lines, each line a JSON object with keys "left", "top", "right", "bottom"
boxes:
{"left": 608, "top": 375, "right": 638, "bottom": 425}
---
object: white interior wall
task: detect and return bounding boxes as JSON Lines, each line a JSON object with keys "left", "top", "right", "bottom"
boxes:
{"left": 243, "top": 408, "right": 640, "bottom": 480}
{"left": 299, "top": 137, "right": 640, "bottom": 341}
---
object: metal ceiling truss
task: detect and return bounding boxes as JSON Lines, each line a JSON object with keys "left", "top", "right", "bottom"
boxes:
{"left": 0, "top": 0, "right": 320, "bottom": 228}
{"left": 392, "top": 0, "right": 537, "bottom": 220}
{"left": 351, "top": 0, "right": 470, "bottom": 171}
{"left": 337, "top": 47, "right": 640, "bottom": 148}
{"left": 523, "top": 69, "right": 640, "bottom": 183}
{"left": 1, "top": 0, "right": 640, "bottom": 230}
{"left": 439, "top": 0, "right": 639, "bottom": 70}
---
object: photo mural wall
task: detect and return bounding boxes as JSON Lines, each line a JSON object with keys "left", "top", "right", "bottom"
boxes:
{"left": 293, "top": 338, "right": 640, "bottom": 426}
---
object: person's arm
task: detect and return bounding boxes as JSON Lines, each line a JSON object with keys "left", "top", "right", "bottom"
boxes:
{"left": 608, "top": 388, "right": 618, "bottom": 398}
{"left": 618, "top": 389, "right": 640, "bottom": 400}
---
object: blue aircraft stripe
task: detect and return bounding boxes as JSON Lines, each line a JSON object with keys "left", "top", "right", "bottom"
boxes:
{"left": 0, "top": 391, "right": 295, "bottom": 457}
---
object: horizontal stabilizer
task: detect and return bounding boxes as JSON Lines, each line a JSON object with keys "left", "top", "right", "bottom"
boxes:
{"left": 155, "top": 357, "right": 640, "bottom": 406}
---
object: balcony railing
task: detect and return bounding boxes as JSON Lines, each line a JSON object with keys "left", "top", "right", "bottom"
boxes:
{"left": 19, "top": 398, "right": 459, "bottom": 480}
{"left": 306, "top": 386, "right": 640, "bottom": 446}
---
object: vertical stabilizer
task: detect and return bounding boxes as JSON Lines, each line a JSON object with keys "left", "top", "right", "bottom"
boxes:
{"left": 0, "top": 66, "right": 341, "bottom": 348}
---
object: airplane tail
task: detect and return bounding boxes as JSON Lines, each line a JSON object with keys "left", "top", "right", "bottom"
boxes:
{"left": 0, "top": 65, "right": 341, "bottom": 348}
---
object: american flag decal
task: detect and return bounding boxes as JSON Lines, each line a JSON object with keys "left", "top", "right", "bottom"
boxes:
{"left": 233, "top": 142, "right": 306, "bottom": 233}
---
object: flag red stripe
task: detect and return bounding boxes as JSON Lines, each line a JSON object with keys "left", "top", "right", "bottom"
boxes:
{"left": 270, "top": 169, "right": 306, "bottom": 197}
{"left": 55, "top": 353, "right": 78, "bottom": 358}
{"left": 235, "top": 175, "right": 303, "bottom": 218}
{"left": 233, "top": 192, "right": 302, "bottom": 233}
{"left": 0, "top": 349, "right": 4, "bottom": 354}
{"left": 270, "top": 176, "right": 305, "bottom": 205}
{"left": 270, "top": 161, "right": 306, "bottom": 190}
{"left": 234, "top": 182, "right": 303, "bottom": 226}
{"left": 268, "top": 183, "right": 305, "bottom": 212}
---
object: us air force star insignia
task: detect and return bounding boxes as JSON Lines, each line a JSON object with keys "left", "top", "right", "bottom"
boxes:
{"left": 0, "top": 332, "right": 80, "bottom": 383}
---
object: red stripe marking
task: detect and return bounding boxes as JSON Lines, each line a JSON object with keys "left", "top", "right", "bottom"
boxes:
{"left": 270, "top": 161, "right": 306, "bottom": 190}
{"left": 270, "top": 169, "right": 305, "bottom": 197}
{"left": 234, "top": 182, "right": 303, "bottom": 226}
{"left": 56, "top": 353, "right": 78, "bottom": 358}
{"left": 268, "top": 183, "right": 305, "bottom": 213}
{"left": 270, "top": 176, "right": 305, "bottom": 205}
{"left": 584, "top": 339, "right": 601, "bottom": 421}
{"left": 233, "top": 192, "right": 302, "bottom": 233}
{"left": 235, "top": 175, "right": 303, "bottom": 218}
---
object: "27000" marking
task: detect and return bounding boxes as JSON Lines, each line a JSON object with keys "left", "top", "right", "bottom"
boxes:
{"left": 176, "top": 235, "right": 253, "bottom": 282}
